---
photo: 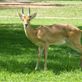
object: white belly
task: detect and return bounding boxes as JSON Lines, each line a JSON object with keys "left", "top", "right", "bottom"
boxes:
{"left": 55, "top": 40, "right": 66, "bottom": 45}
{"left": 49, "top": 39, "right": 66, "bottom": 45}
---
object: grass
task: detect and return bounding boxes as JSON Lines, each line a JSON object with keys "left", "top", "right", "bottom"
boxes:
{"left": 0, "top": 7, "right": 82, "bottom": 82}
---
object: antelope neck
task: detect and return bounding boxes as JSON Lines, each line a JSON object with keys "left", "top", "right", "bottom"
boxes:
{"left": 23, "top": 23, "right": 33, "bottom": 37}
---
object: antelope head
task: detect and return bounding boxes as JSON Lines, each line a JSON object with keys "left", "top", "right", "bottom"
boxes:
{"left": 18, "top": 8, "right": 37, "bottom": 28}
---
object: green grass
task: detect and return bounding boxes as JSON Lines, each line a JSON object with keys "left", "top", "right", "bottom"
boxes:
{"left": 0, "top": 18, "right": 82, "bottom": 82}
{"left": 0, "top": 6, "right": 82, "bottom": 81}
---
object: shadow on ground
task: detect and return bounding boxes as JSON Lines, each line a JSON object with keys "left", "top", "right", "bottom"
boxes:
{"left": 0, "top": 24, "right": 81, "bottom": 74}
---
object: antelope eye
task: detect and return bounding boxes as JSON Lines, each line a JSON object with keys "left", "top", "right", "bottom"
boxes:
{"left": 27, "top": 18, "right": 30, "bottom": 21}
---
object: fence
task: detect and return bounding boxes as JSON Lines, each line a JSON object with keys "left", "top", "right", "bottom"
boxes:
{"left": 0, "top": 2, "right": 66, "bottom": 8}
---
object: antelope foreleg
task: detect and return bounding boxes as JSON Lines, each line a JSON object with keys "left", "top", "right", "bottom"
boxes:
{"left": 35, "top": 47, "right": 43, "bottom": 70}
{"left": 44, "top": 45, "right": 48, "bottom": 70}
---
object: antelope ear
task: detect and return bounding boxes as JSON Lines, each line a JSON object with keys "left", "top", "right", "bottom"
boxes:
{"left": 30, "top": 13, "right": 37, "bottom": 20}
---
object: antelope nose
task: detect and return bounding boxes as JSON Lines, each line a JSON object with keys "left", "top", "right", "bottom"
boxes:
{"left": 25, "top": 24, "right": 28, "bottom": 27}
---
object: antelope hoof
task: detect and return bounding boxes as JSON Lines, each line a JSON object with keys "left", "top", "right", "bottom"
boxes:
{"left": 35, "top": 67, "right": 38, "bottom": 71}
{"left": 35, "top": 66, "right": 38, "bottom": 71}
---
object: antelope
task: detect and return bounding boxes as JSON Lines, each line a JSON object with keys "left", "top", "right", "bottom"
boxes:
{"left": 18, "top": 8, "right": 82, "bottom": 70}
